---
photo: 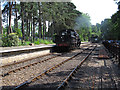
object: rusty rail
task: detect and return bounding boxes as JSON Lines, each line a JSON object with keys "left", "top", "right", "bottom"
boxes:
{"left": 57, "top": 45, "right": 97, "bottom": 90}
{"left": 13, "top": 47, "right": 90, "bottom": 90}
{"left": 1, "top": 54, "right": 60, "bottom": 77}
{"left": 0, "top": 53, "right": 51, "bottom": 68}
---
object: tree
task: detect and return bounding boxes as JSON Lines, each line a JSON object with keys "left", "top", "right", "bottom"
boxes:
{"left": 100, "top": 1, "right": 120, "bottom": 40}
{"left": 20, "top": 2, "right": 25, "bottom": 42}
{"left": 14, "top": 1, "right": 18, "bottom": 29}
{"left": 0, "top": 2, "right": 3, "bottom": 34}
{"left": 38, "top": 2, "right": 42, "bottom": 39}
{"left": 8, "top": 2, "right": 13, "bottom": 33}
{"left": 2, "top": 1, "right": 91, "bottom": 45}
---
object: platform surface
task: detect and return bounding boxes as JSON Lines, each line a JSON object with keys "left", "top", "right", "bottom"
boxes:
{"left": 0, "top": 44, "right": 55, "bottom": 53}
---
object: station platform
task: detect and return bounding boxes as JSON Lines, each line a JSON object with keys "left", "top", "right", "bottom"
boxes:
{"left": 0, "top": 44, "right": 54, "bottom": 54}
{"left": 0, "top": 44, "right": 55, "bottom": 67}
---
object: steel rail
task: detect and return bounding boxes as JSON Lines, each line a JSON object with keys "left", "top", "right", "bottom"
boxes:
{"left": 13, "top": 47, "right": 89, "bottom": 90}
{"left": 1, "top": 44, "right": 91, "bottom": 77}
{"left": 1, "top": 54, "right": 61, "bottom": 77}
{"left": 57, "top": 45, "right": 97, "bottom": 90}
{"left": 0, "top": 43, "right": 90, "bottom": 68}
{"left": 0, "top": 53, "right": 51, "bottom": 68}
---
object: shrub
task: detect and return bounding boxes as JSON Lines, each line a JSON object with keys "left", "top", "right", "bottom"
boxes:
{"left": 49, "top": 40, "right": 54, "bottom": 44}
{"left": 2, "top": 34, "right": 8, "bottom": 46}
{"left": 0, "top": 39, "right": 3, "bottom": 47}
{"left": 39, "top": 39, "right": 44, "bottom": 44}
{"left": 44, "top": 40, "right": 49, "bottom": 45}
{"left": 34, "top": 40, "right": 40, "bottom": 45}
{"left": 25, "top": 41, "right": 31, "bottom": 45}
{"left": 2, "top": 33, "right": 19, "bottom": 47}
{"left": 14, "top": 28, "right": 22, "bottom": 37}
{"left": 0, "top": 34, "right": 2, "bottom": 46}
{"left": 18, "top": 39, "right": 22, "bottom": 46}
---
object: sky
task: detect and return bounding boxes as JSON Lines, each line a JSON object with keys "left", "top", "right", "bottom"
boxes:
{"left": 71, "top": 0, "right": 118, "bottom": 25}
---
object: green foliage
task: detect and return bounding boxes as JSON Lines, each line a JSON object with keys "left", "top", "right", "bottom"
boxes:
{"left": 3, "top": 27, "right": 8, "bottom": 34}
{"left": 49, "top": 40, "right": 54, "bottom": 44}
{"left": 1, "top": 2, "right": 91, "bottom": 44}
{"left": 1, "top": 34, "right": 8, "bottom": 46}
{"left": 14, "top": 28, "right": 22, "bottom": 37}
{"left": 100, "top": 1, "right": 120, "bottom": 40}
{"left": 0, "top": 34, "right": 2, "bottom": 46}
{"left": 44, "top": 40, "right": 49, "bottom": 45}
{"left": 18, "top": 39, "right": 22, "bottom": 46}
{"left": 0, "top": 39, "right": 2, "bottom": 47}
{"left": 39, "top": 39, "right": 44, "bottom": 44}
{"left": 2, "top": 33, "right": 19, "bottom": 47}
{"left": 34, "top": 39, "right": 40, "bottom": 45}
{"left": 25, "top": 41, "right": 31, "bottom": 45}
{"left": 33, "top": 39, "right": 54, "bottom": 45}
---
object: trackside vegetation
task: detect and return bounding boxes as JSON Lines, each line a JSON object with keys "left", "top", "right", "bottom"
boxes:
{"left": 0, "top": 1, "right": 120, "bottom": 47}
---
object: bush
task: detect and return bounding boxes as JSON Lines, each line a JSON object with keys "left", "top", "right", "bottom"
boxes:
{"left": 25, "top": 41, "right": 31, "bottom": 45}
{"left": 18, "top": 39, "right": 22, "bottom": 46}
{"left": 49, "top": 40, "right": 54, "bottom": 44}
{"left": 2, "top": 34, "right": 8, "bottom": 46}
{"left": 44, "top": 40, "right": 49, "bottom": 45}
{"left": 0, "top": 39, "right": 3, "bottom": 47}
{"left": 34, "top": 40, "right": 40, "bottom": 45}
{"left": 39, "top": 39, "right": 44, "bottom": 44}
{"left": 2, "top": 33, "right": 19, "bottom": 47}
{"left": 14, "top": 28, "right": 22, "bottom": 37}
{"left": 0, "top": 34, "right": 2, "bottom": 46}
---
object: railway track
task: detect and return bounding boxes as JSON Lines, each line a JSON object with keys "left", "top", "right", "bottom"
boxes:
{"left": 56, "top": 44, "right": 118, "bottom": 90}
{"left": 1, "top": 43, "right": 93, "bottom": 89}
{"left": 10, "top": 44, "right": 96, "bottom": 90}
{"left": 0, "top": 53, "right": 51, "bottom": 68}
{"left": 0, "top": 53, "right": 61, "bottom": 77}
{"left": 1, "top": 43, "right": 91, "bottom": 77}
{"left": 57, "top": 45, "right": 97, "bottom": 90}
{"left": 2, "top": 43, "right": 118, "bottom": 90}
{"left": 1, "top": 42, "right": 90, "bottom": 68}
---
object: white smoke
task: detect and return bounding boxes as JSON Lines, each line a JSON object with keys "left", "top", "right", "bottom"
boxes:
{"left": 74, "top": 14, "right": 91, "bottom": 30}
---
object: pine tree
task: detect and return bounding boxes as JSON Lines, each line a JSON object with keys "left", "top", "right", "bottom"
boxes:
{"left": 0, "top": 2, "right": 3, "bottom": 34}
{"left": 8, "top": 2, "right": 13, "bottom": 33}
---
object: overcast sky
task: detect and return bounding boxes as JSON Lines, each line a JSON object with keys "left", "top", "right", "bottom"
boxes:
{"left": 71, "top": 0, "right": 118, "bottom": 25}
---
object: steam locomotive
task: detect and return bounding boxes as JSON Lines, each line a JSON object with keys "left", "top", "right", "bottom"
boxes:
{"left": 53, "top": 29, "right": 81, "bottom": 52}
{"left": 90, "top": 34, "right": 98, "bottom": 43}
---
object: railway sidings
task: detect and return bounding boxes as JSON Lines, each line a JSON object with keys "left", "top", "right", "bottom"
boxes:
{"left": 0, "top": 42, "right": 120, "bottom": 90}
